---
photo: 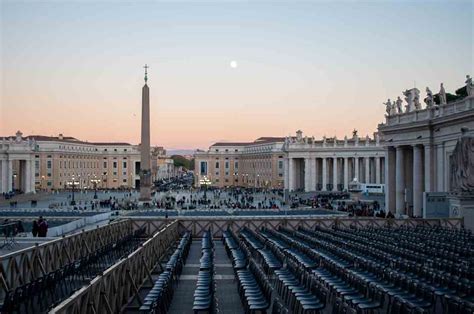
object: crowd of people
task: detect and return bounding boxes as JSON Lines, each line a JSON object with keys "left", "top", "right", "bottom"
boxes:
{"left": 151, "top": 187, "right": 284, "bottom": 210}
{"left": 31, "top": 216, "right": 49, "bottom": 237}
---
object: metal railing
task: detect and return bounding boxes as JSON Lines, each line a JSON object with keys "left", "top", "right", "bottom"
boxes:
{"left": 0, "top": 219, "right": 133, "bottom": 298}
{"left": 50, "top": 220, "right": 179, "bottom": 314}
{"left": 130, "top": 216, "right": 464, "bottom": 238}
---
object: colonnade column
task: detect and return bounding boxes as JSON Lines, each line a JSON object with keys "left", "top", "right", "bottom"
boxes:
{"left": 365, "top": 157, "right": 370, "bottom": 184}
{"left": 436, "top": 143, "right": 445, "bottom": 192}
{"left": 0, "top": 160, "right": 7, "bottom": 193}
{"left": 375, "top": 157, "right": 381, "bottom": 184}
{"left": 322, "top": 158, "right": 327, "bottom": 191}
{"left": 31, "top": 158, "right": 35, "bottom": 193}
{"left": 310, "top": 159, "right": 316, "bottom": 191}
{"left": 25, "top": 160, "right": 31, "bottom": 193}
{"left": 343, "top": 157, "right": 349, "bottom": 191}
{"left": 304, "top": 158, "right": 311, "bottom": 192}
{"left": 332, "top": 157, "right": 338, "bottom": 191}
{"left": 385, "top": 148, "right": 396, "bottom": 213}
{"left": 395, "top": 146, "right": 405, "bottom": 215}
{"left": 284, "top": 158, "right": 290, "bottom": 191}
{"left": 7, "top": 160, "right": 13, "bottom": 192}
{"left": 424, "top": 144, "right": 432, "bottom": 193}
{"left": 288, "top": 158, "right": 295, "bottom": 192}
{"left": 354, "top": 157, "right": 359, "bottom": 181}
{"left": 314, "top": 159, "right": 319, "bottom": 191}
{"left": 413, "top": 145, "right": 423, "bottom": 217}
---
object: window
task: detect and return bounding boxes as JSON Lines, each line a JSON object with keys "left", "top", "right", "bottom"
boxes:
{"left": 103, "top": 161, "right": 107, "bottom": 168}
{"left": 200, "top": 162, "right": 208, "bottom": 175}
{"left": 123, "top": 179, "right": 127, "bottom": 183}
{"left": 234, "top": 161, "right": 239, "bottom": 169}
{"left": 47, "top": 161, "right": 52, "bottom": 169}
{"left": 278, "top": 161, "right": 283, "bottom": 170}
{"left": 123, "top": 161, "right": 127, "bottom": 168}
{"left": 215, "top": 161, "right": 220, "bottom": 169}
{"left": 113, "top": 162, "right": 117, "bottom": 168}
{"left": 225, "top": 161, "right": 229, "bottom": 169}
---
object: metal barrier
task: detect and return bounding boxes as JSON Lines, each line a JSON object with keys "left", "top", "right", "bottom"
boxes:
{"left": 130, "top": 216, "right": 464, "bottom": 238}
{"left": 50, "top": 220, "right": 179, "bottom": 314}
{"left": 0, "top": 219, "right": 133, "bottom": 297}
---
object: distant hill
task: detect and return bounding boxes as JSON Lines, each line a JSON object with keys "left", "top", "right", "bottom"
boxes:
{"left": 167, "top": 149, "right": 196, "bottom": 156}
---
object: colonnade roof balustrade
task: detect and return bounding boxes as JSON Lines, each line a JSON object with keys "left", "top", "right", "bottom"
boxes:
{"left": 381, "top": 93, "right": 473, "bottom": 130}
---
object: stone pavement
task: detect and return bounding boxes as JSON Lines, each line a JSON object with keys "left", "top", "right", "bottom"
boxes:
{"left": 168, "top": 240, "right": 244, "bottom": 314}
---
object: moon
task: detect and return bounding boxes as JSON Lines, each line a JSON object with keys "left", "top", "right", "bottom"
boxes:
{"left": 230, "top": 60, "right": 238, "bottom": 68}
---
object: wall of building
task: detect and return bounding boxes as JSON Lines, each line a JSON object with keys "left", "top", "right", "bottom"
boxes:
{"left": 194, "top": 138, "right": 285, "bottom": 189}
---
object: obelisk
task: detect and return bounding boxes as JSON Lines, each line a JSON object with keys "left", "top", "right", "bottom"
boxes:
{"left": 139, "top": 64, "right": 152, "bottom": 202}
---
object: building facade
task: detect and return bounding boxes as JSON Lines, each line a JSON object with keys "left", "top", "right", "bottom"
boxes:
{"left": 284, "top": 130, "right": 385, "bottom": 192}
{"left": 194, "top": 137, "right": 286, "bottom": 188}
{"left": 152, "top": 147, "right": 181, "bottom": 181}
{"left": 378, "top": 77, "right": 474, "bottom": 216}
{"left": 0, "top": 132, "right": 179, "bottom": 193}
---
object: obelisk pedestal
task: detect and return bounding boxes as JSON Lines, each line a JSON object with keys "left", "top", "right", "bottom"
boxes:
{"left": 139, "top": 65, "right": 152, "bottom": 204}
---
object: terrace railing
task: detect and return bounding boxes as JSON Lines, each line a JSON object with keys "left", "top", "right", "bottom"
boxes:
{"left": 130, "top": 216, "right": 464, "bottom": 238}
{"left": 50, "top": 220, "right": 179, "bottom": 314}
{"left": 0, "top": 219, "right": 133, "bottom": 298}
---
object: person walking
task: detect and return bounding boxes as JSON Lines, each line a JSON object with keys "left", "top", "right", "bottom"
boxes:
{"left": 38, "top": 217, "right": 48, "bottom": 237}
{"left": 32, "top": 220, "right": 39, "bottom": 237}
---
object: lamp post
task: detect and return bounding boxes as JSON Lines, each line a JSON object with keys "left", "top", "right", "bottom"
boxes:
{"left": 67, "top": 176, "right": 80, "bottom": 205}
{"left": 199, "top": 176, "right": 211, "bottom": 203}
{"left": 91, "top": 175, "right": 101, "bottom": 199}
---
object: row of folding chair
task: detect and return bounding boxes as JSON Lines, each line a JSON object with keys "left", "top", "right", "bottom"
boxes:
{"left": 288, "top": 227, "right": 462, "bottom": 313}
{"left": 263, "top": 228, "right": 389, "bottom": 312}
{"left": 273, "top": 258, "right": 327, "bottom": 314}
{"left": 1, "top": 230, "right": 145, "bottom": 313}
{"left": 193, "top": 230, "right": 216, "bottom": 313}
{"left": 139, "top": 232, "right": 192, "bottom": 313}
{"left": 235, "top": 258, "right": 272, "bottom": 313}
{"left": 303, "top": 226, "right": 474, "bottom": 312}
{"left": 244, "top": 227, "right": 324, "bottom": 313}
{"left": 223, "top": 230, "right": 248, "bottom": 270}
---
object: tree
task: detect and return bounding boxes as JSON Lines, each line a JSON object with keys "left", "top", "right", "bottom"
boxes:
{"left": 171, "top": 155, "right": 194, "bottom": 170}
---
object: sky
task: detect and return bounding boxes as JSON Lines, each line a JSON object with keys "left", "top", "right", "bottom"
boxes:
{"left": 1, "top": 0, "right": 473, "bottom": 150}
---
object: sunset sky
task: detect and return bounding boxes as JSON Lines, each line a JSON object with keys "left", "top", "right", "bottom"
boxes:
{"left": 1, "top": 1, "right": 472, "bottom": 150}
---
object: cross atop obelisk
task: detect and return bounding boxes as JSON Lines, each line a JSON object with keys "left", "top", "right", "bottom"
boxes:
{"left": 139, "top": 64, "right": 152, "bottom": 204}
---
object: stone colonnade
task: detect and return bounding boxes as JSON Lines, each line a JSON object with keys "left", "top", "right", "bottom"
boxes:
{"left": 286, "top": 155, "right": 384, "bottom": 193}
{"left": 384, "top": 144, "right": 432, "bottom": 217}
{"left": 0, "top": 158, "right": 36, "bottom": 194}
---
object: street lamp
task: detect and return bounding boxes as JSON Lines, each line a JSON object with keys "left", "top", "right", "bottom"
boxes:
{"left": 41, "top": 175, "right": 45, "bottom": 191}
{"left": 66, "top": 176, "right": 80, "bottom": 205}
{"left": 91, "top": 175, "right": 101, "bottom": 199}
{"left": 199, "top": 176, "right": 211, "bottom": 201}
